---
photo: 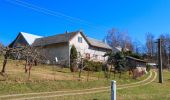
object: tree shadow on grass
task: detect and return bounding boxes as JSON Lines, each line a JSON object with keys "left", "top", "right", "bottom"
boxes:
{"left": 0, "top": 79, "right": 6, "bottom": 81}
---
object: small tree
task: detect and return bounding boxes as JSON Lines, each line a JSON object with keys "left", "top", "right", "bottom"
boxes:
{"left": 0, "top": 47, "right": 25, "bottom": 77}
{"left": 104, "top": 51, "right": 126, "bottom": 78}
{"left": 21, "top": 46, "right": 43, "bottom": 80}
{"left": 104, "top": 52, "right": 115, "bottom": 79}
{"left": 70, "top": 45, "right": 78, "bottom": 72}
{"left": 0, "top": 43, "right": 3, "bottom": 55}
{"left": 0, "top": 46, "right": 45, "bottom": 80}
{"left": 114, "top": 51, "right": 126, "bottom": 78}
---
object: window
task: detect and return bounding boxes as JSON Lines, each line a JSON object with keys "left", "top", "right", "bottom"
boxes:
{"left": 86, "top": 53, "right": 90, "bottom": 59}
{"left": 93, "top": 54, "right": 98, "bottom": 59}
{"left": 78, "top": 37, "right": 82, "bottom": 43}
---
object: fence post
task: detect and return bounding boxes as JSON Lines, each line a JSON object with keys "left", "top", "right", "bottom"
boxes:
{"left": 111, "top": 80, "right": 116, "bottom": 100}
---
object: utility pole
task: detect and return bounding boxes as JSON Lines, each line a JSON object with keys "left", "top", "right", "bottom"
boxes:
{"left": 168, "top": 46, "right": 170, "bottom": 70}
{"left": 157, "top": 39, "right": 163, "bottom": 83}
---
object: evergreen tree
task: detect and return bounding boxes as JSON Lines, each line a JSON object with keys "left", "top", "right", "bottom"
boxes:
{"left": 70, "top": 45, "right": 78, "bottom": 72}
{"left": 70, "top": 45, "right": 77, "bottom": 61}
{"left": 104, "top": 51, "right": 126, "bottom": 78}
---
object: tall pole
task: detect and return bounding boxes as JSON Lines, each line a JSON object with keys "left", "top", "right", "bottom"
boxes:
{"left": 168, "top": 46, "right": 170, "bottom": 70}
{"left": 158, "top": 39, "right": 163, "bottom": 83}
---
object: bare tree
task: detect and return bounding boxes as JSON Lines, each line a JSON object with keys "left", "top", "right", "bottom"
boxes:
{"left": 106, "top": 28, "right": 133, "bottom": 51}
{"left": 159, "top": 34, "right": 170, "bottom": 68}
{"left": 146, "top": 33, "right": 155, "bottom": 57}
{"left": 21, "top": 46, "right": 48, "bottom": 80}
{"left": 145, "top": 33, "right": 157, "bottom": 63}
{"left": 106, "top": 28, "right": 123, "bottom": 48}
{"left": 145, "top": 33, "right": 170, "bottom": 68}
{"left": 124, "top": 37, "right": 134, "bottom": 52}
{"left": 133, "top": 40, "right": 144, "bottom": 54}
{"left": 0, "top": 46, "right": 45, "bottom": 80}
{"left": 0, "top": 47, "right": 24, "bottom": 77}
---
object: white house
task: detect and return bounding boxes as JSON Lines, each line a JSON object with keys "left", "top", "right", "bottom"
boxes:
{"left": 10, "top": 30, "right": 112, "bottom": 66}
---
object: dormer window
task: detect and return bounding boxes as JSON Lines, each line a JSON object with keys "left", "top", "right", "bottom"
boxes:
{"left": 78, "top": 37, "right": 82, "bottom": 43}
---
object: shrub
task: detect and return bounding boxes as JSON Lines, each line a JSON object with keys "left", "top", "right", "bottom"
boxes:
{"left": 146, "top": 64, "right": 151, "bottom": 72}
{"left": 94, "top": 62, "right": 103, "bottom": 72}
{"left": 83, "top": 59, "right": 103, "bottom": 72}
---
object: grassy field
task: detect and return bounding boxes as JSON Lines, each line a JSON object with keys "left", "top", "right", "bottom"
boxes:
{"left": 0, "top": 59, "right": 148, "bottom": 96}
{"left": 48, "top": 70, "right": 170, "bottom": 100}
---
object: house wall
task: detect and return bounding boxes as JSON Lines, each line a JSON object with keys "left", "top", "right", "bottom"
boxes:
{"left": 40, "top": 43, "right": 69, "bottom": 66}
{"left": 69, "top": 32, "right": 108, "bottom": 62}
{"left": 69, "top": 32, "right": 89, "bottom": 56}
{"left": 88, "top": 46, "right": 108, "bottom": 62}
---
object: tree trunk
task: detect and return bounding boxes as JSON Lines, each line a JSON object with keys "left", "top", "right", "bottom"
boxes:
{"left": 87, "top": 69, "right": 90, "bottom": 81}
{"left": 79, "top": 68, "right": 82, "bottom": 80}
{"left": 25, "top": 57, "right": 28, "bottom": 73}
{"left": 1, "top": 53, "right": 8, "bottom": 73}
{"left": 109, "top": 65, "right": 112, "bottom": 78}
{"left": 2, "top": 59, "right": 7, "bottom": 73}
{"left": 98, "top": 71, "right": 100, "bottom": 80}
{"left": 132, "top": 69, "right": 135, "bottom": 79}
{"left": 119, "top": 72, "right": 122, "bottom": 78}
{"left": 28, "top": 68, "right": 31, "bottom": 80}
{"left": 114, "top": 71, "right": 116, "bottom": 78}
{"left": 27, "top": 63, "right": 32, "bottom": 80}
{"left": 128, "top": 69, "right": 132, "bottom": 78}
{"left": 104, "top": 65, "right": 108, "bottom": 79}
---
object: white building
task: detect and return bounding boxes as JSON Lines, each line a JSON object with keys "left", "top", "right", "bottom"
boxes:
{"left": 10, "top": 30, "right": 112, "bottom": 66}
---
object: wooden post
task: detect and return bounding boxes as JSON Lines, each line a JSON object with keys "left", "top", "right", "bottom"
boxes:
{"left": 111, "top": 80, "right": 116, "bottom": 100}
{"left": 158, "top": 39, "right": 163, "bottom": 83}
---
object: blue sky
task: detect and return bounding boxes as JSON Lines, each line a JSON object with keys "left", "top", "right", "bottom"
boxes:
{"left": 0, "top": 0, "right": 170, "bottom": 46}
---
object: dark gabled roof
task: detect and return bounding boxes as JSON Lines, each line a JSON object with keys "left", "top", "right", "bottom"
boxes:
{"left": 32, "top": 31, "right": 78, "bottom": 46}
{"left": 33, "top": 31, "right": 112, "bottom": 50}
{"left": 126, "top": 56, "right": 147, "bottom": 63}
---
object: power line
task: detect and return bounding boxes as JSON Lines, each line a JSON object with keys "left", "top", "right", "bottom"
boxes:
{"left": 5, "top": 0, "right": 110, "bottom": 30}
{"left": 13, "top": 0, "right": 92, "bottom": 25}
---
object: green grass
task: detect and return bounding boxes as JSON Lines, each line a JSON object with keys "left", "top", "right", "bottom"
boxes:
{"left": 34, "top": 92, "right": 111, "bottom": 100}
{"left": 0, "top": 59, "right": 148, "bottom": 96}
{"left": 117, "top": 70, "right": 170, "bottom": 100}
{"left": 49, "top": 70, "right": 170, "bottom": 100}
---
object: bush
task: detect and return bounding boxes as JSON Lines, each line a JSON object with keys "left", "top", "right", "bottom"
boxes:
{"left": 83, "top": 59, "right": 103, "bottom": 72}
{"left": 94, "top": 62, "right": 103, "bottom": 72}
{"left": 146, "top": 64, "right": 151, "bottom": 72}
{"left": 70, "top": 45, "right": 78, "bottom": 72}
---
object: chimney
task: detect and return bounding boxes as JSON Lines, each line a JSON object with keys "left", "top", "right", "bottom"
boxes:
{"left": 65, "top": 30, "right": 70, "bottom": 41}
{"left": 103, "top": 37, "right": 107, "bottom": 44}
{"left": 65, "top": 30, "right": 68, "bottom": 34}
